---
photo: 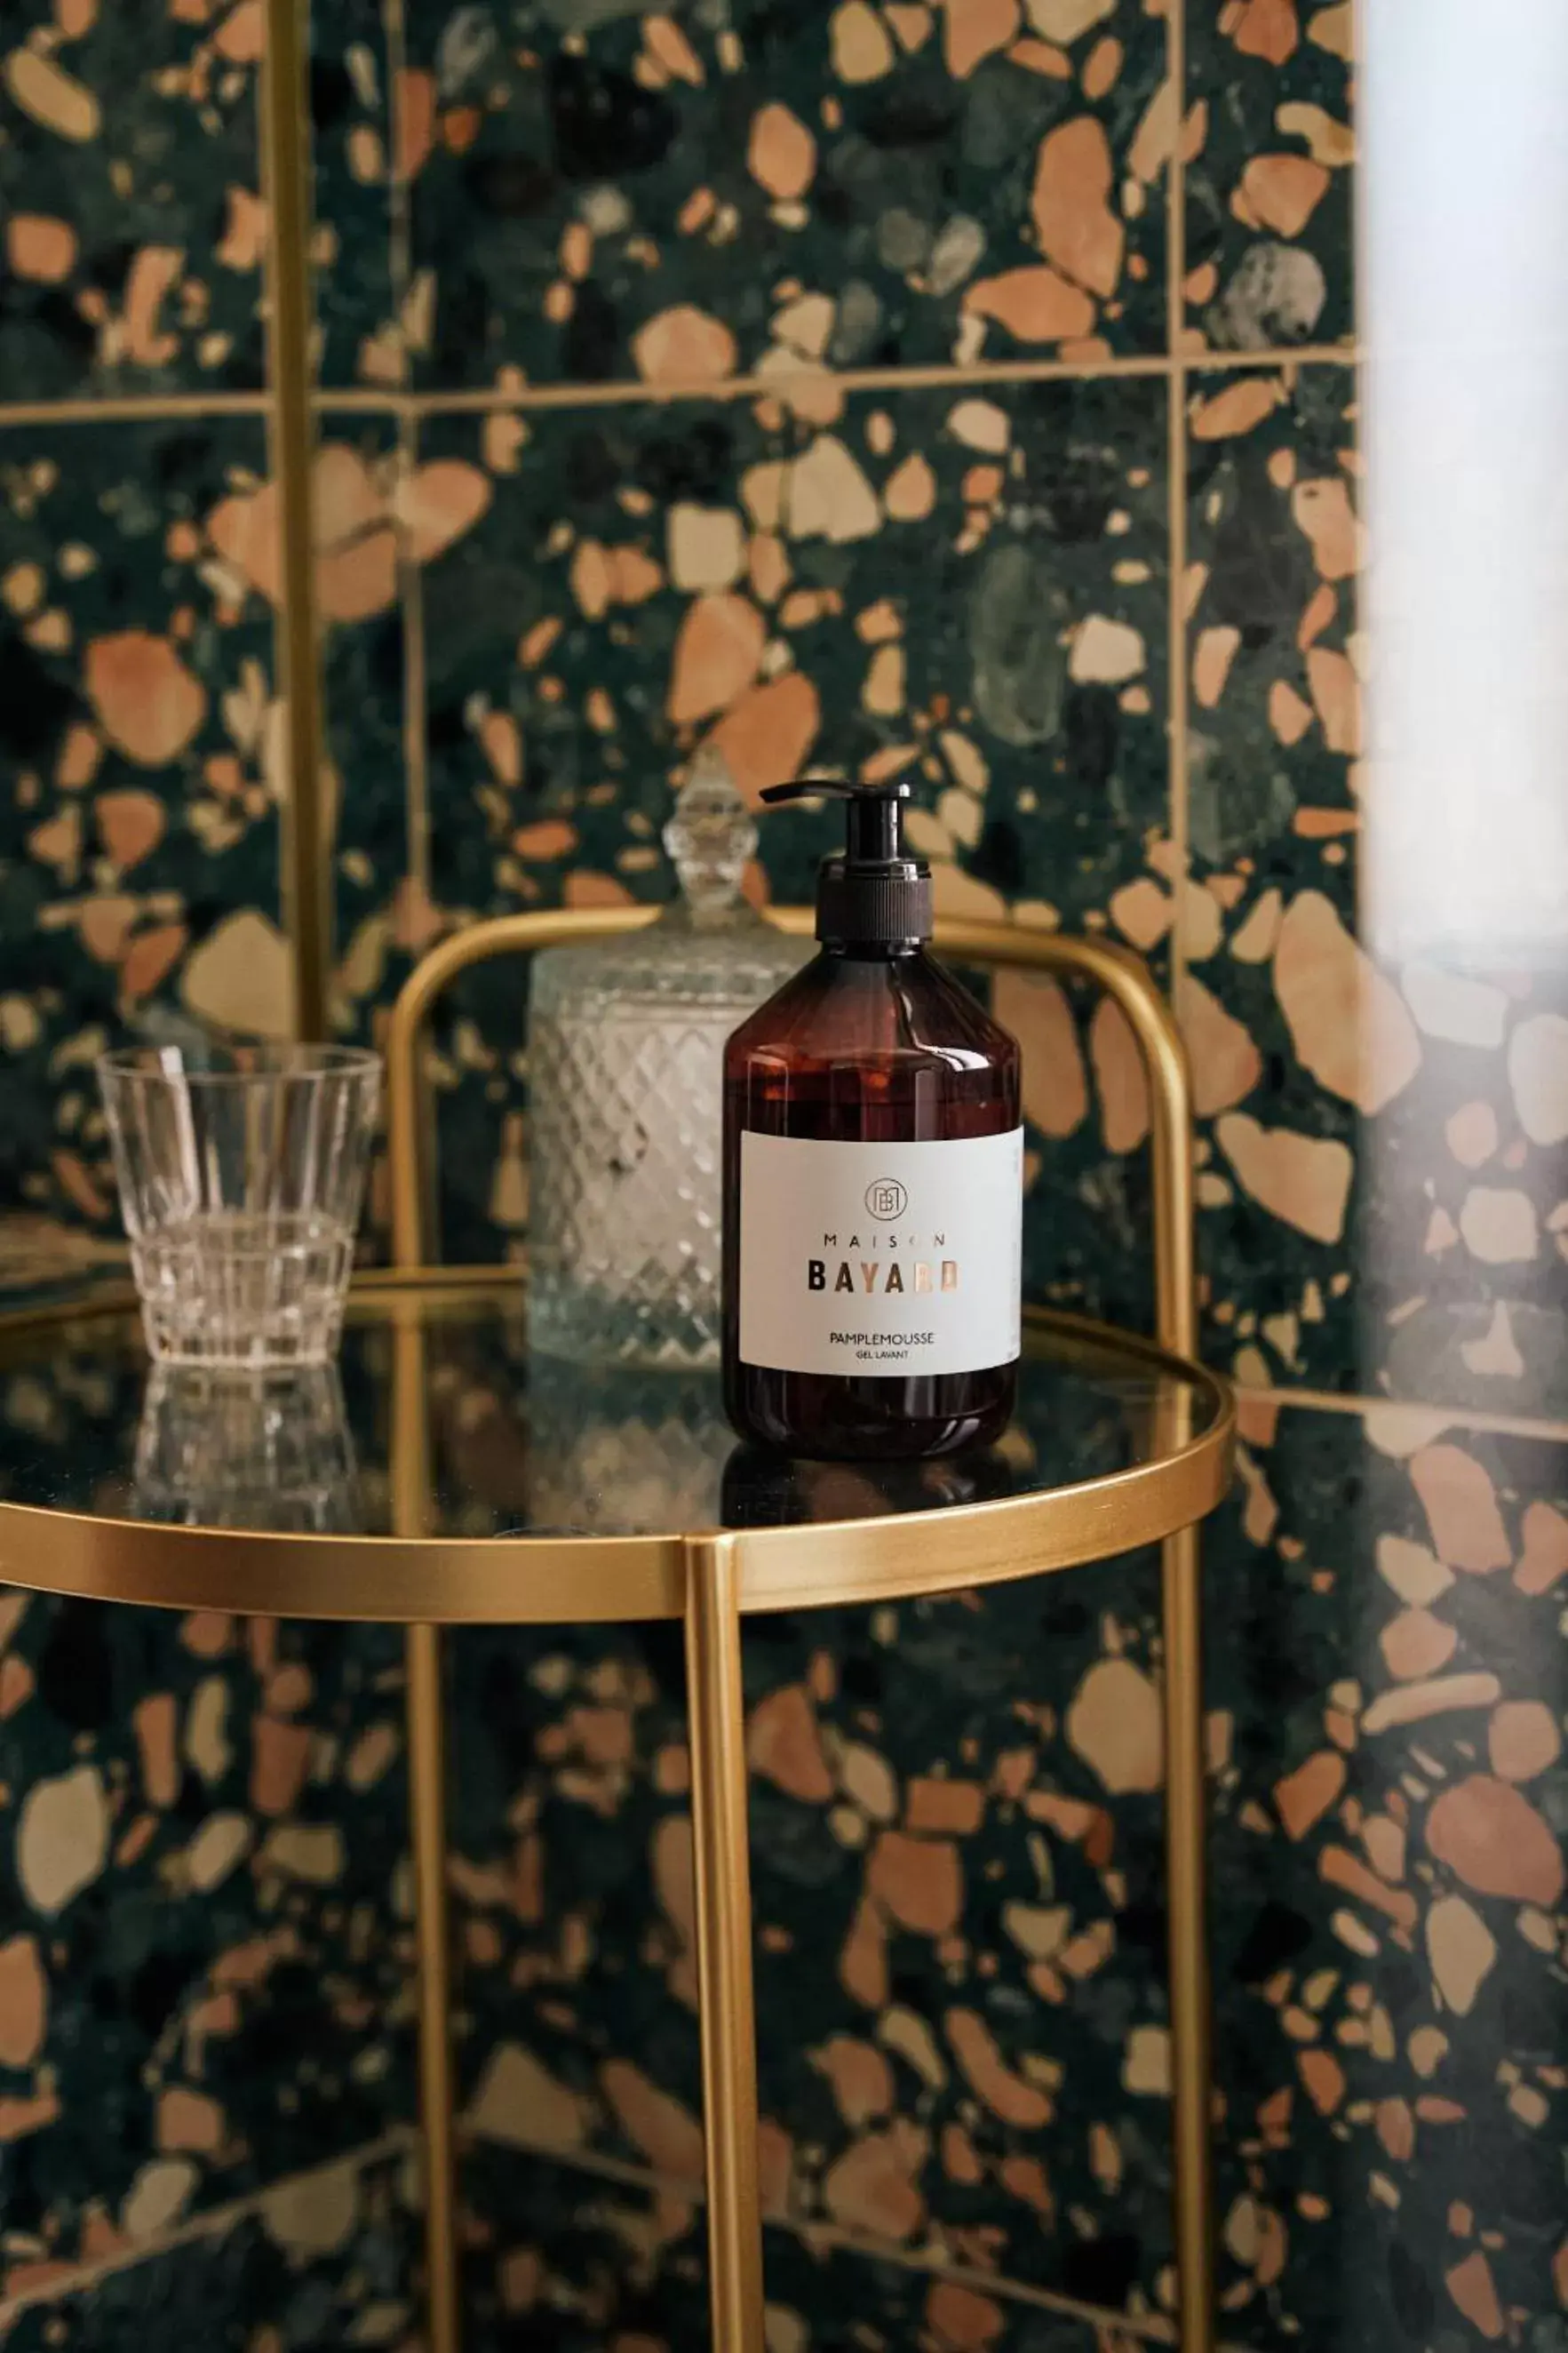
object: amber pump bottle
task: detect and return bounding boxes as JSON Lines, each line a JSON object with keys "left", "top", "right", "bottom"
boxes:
{"left": 722, "top": 778, "right": 1023, "bottom": 1461}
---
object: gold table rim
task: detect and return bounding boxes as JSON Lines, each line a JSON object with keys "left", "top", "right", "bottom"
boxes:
{"left": 0, "top": 1268, "right": 1234, "bottom": 1623}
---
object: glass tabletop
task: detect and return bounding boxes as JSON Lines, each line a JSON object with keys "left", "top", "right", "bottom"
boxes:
{"left": 0, "top": 1272, "right": 1222, "bottom": 1546}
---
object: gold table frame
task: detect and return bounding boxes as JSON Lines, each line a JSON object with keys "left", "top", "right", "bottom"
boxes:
{"left": 384, "top": 910, "right": 1230, "bottom": 2353}
{"left": 0, "top": 915, "right": 1233, "bottom": 2353}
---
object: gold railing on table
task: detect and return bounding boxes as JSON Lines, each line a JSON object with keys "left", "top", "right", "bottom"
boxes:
{"left": 384, "top": 908, "right": 1216, "bottom": 2353}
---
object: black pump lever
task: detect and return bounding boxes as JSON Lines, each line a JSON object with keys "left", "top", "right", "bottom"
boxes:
{"left": 760, "top": 777, "right": 911, "bottom": 866}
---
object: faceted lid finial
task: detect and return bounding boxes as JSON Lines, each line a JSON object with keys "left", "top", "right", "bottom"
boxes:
{"left": 664, "top": 746, "right": 756, "bottom": 917}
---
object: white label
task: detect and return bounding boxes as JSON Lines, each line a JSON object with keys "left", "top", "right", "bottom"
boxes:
{"left": 737, "top": 1129, "right": 1023, "bottom": 1376}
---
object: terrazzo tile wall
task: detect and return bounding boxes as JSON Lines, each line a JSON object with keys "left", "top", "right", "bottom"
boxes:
{"left": 0, "top": 4, "right": 424, "bottom": 2341}
{"left": 1, "top": 1, "right": 1565, "bottom": 2349}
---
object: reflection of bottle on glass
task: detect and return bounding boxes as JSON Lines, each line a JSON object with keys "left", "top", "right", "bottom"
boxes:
{"left": 723, "top": 780, "right": 1023, "bottom": 1462}
{"left": 721, "top": 1441, "right": 1016, "bottom": 1530}
{"left": 527, "top": 750, "right": 808, "bottom": 1368}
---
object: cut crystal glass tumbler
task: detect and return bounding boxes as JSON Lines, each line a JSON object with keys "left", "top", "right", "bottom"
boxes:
{"left": 98, "top": 1043, "right": 380, "bottom": 1367}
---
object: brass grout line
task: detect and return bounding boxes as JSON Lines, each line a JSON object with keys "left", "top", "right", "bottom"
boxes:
{"left": 1185, "top": 341, "right": 1359, "bottom": 373}
{"left": 1165, "top": 4, "right": 1191, "bottom": 1031}
{"left": 0, "top": 2128, "right": 418, "bottom": 2325}
{"left": 352, "top": 355, "right": 1174, "bottom": 411}
{"left": 0, "top": 345, "right": 1363, "bottom": 436}
{"left": 0, "top": 393, "right": 272, "bottom": 426}
{"left": 1159, "top": 26, "right": 1218, "bottom": 2353}
{"left": 384, "top": 0, "right": 412, "bottom": 331}
{"left": 1347, "top": 48, "right": 1367, "bottom": 965}
{"left": 462, "top": 2124, "right": 1184, "bottom": 2346}
{"left": 261, "top": 0, "right": 330, "bottom": 1041}
{"left": 463, "top": 2125, "right": 686, "bottom": 2201}
{"left": 401, "top": 414, "right": 431, "bottom": 905}
{"left": 799, "top": 2223, "right": 1184, "bottom": 2348}
{"left": 309, "top": 341, "right": 1360, "bottom": 419}
{"left": 1250, "top": 1383, "right": 1568, "bottom": 1447}
{"left": 384, "top": 0, "right": 432, "bottom": 912}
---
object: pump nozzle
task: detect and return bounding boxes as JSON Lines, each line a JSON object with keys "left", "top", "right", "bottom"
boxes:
{"left": 759, "top": 776, "right": 931, "bottom": 948}
{"left": 760, "top": 778, "right": 912, "bottom": 867}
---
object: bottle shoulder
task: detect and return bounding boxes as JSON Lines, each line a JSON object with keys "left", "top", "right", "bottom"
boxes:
{"left": 916, "top": 951, "right": 1021, "bottom": 1066}
{"left": 727, "top": 949, "right": 1020, "bottom": 1073}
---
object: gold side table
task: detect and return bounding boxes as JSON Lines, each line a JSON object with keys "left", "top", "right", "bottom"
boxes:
{"left": 0, "top": 1277, "right": 1230, "bottom": 2353}
{"left": 0, "top": 925, "right": 1233, "bottom": 2353}
{"left": 383, "top": 906, "right": 1230, "bottom": 2353}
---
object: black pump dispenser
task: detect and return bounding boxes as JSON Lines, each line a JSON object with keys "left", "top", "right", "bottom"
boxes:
{"left": 760, "top": 778, "right": 933, "bottom": 949}
{"left": 727, "top": 775, "right": 1023, "bottom": 1459}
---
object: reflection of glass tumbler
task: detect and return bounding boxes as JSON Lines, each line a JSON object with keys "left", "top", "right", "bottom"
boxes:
{"left": 133, "top": 1364, "right": 361, "bottom": 1534}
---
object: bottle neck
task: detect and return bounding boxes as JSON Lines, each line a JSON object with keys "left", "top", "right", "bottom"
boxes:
{"left": 820, "top": 937, "right": 927, "bottom": 961}
{"left": 816, "top": 856, "right": 933, "bottom": 949}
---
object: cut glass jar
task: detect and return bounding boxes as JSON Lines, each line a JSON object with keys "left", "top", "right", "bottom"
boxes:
{"left": 526, "top": 751, "right": 808, "bottom": 1367}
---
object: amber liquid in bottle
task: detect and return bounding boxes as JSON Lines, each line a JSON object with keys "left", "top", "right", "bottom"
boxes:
{"left": 723, "top": 945, "right": 1022, "bottom": 1460}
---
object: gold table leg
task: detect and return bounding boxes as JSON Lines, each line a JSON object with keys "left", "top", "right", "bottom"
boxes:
{"left": 684, "top": 1534, "right": 766, "bottom": 2352}
{"left": 409, "top": 1619, "right": 460, "bottom": 2353}
{"left": 394, "top": 1304, "right": 461, "bottom": 2353}
{"left": 1162, "top": 1519, "right": 1214, "bottom": 2353}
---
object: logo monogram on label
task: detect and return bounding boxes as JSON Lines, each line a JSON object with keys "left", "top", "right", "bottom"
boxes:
{"left": 864, "top": 1177, "right": 908, "bottom": 1221}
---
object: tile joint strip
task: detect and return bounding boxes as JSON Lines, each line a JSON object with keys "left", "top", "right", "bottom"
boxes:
{"left": 0, "top": 2127, "right": 418, "bottom": 2325}
{"left": 1249, "top": 1384, "right": 1568, "bottom": 1446}
{"left": 1166, "top": 14, "right": 1192, "bottom": 1029}
{"left": 383, "top": 0, "right": 433, "bottom": 912}
{"left": 0, "top": 344, "right": 1361, "bottom": 433}
{"left": 260, "top": 0, "right": 330, "bottom": 1041}
{"left": 464, "top": 2120, "right": 1200, "bottom": 2348}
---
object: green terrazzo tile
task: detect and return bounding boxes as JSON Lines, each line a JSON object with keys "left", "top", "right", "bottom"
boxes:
{"left": 1178, "top": 363, "right": 1360, "bottom": 1390}
{"left": 1206, "top": 1401, "right": 1568, "bottom": 2348}
{"left": 317, "top": 408, "right": 417, "bottom": 1061}
{"left": 0, "top": 1575, "right": 412, "bottom": 2275}
{"left": 0, "top": 1322, "right": 413, "bottom": 2267}
{"left": 0, "top": 2143, "right": 419, "bottom": 2349}
{"left": 310, "top": 0, "right": 400, "bottom": 388}
{"left": 0, "top": 418, "right": 285, "bottom": 1234}
{"left": 463, "top": 2134, "right": 1114, "bottom": 2350}
{"left": 393, "top": 0, "right": 1170, "bottom": 391}
{"left": 1365, "top": 985, "right": 1568, "bottom": 1422}
{"left": 450, "top": 1529, "right": 1181, "bottom": 2325}
{"left": 1185, "top": 0, "right": 1354, "bottom": 355}
{"left": 0, "top": 2, "right": 265, "bottom": 395}
{"left": 330, "top": 377, "right": 1172, "bottom": 1327}
{"left": 1181, "top": 364, "right": 1568, "bottom": 1418}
